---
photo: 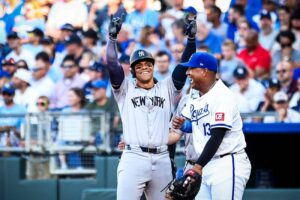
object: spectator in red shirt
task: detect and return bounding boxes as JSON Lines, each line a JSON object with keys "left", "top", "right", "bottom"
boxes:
{"left": 238, "top": 29, "right": 271, "bottom": 81}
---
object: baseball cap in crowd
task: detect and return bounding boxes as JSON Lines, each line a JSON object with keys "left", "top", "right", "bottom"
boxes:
{"left": 41, "top": 36, "right": 54, "bottom": 45}
{"left": 60, "top": 23, "right": 75, "bottom": 32}
{"left": 7, "top": 32, "right": 20, "bottom": 40}
{"left": 233, "top": 66, "right": 249, "bottom": 79}
{"left": 273, "top": 91, "right": 288, "bottom": 103}
{"left": 13, "top": 68, "right": 32, "bottom": 84}
{"left": 89, "top": 62, "right": 104, "bottom": 72}
{"left": 180, "top": 52, "right": 218, "bottom": 72}
{"left": 119, "top": 54, "right": 130, "bottom": 64}
{"left": 82, "top": 29, "right": 98, "bottom": 40}
{"left": 266, "top": 78, "right": 281, "bottom": 89}
{"left": 260, "top": 10, "right": 272, "bottom": 20}
{"left": 91, "top": 80, "right": 108, "bottom": 89}
{"left": 65, "top": 34, "right": 82, "bottom": 46}
{"left": 28, "top": 28, "right": 44, "bottom": 38}
{"left": 1, "top": 83, "right": 15, "bottom": 95}
{"left": 1, "top": 58, "right": 15, "bottom": 66}
{"left": 184, "top": 6, "right": 198, "bottom": 15}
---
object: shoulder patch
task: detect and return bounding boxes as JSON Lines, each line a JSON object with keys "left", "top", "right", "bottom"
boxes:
{"left": 215, "top": 112, "right": 225, "bottom": 121}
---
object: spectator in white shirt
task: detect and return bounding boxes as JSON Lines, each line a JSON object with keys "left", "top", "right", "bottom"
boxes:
{"left": 159, "top": 0, "right": 185, "bottom": 41}
{"left": 230, "top": 66, "right": 265, "bottom": 112}
{"left": 11, "top": 69, "right": 39, "bottom": 112}
{"left": 264, "top": 91, "right": 300, "bottom": 123}
{"left": 5, "top": 32, "right": 35, "bottom": 69}
{"left": 46, "top": 0, "right": 88, "bottom": 38}
{"left": 30, "top": 52, "right": 55, "bottom": 97}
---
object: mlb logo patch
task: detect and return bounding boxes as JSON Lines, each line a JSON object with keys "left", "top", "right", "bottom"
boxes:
{"left": 215, "top": 112, "right": 225, "bottom": 121}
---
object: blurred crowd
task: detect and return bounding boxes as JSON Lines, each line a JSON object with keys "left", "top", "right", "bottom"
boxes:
{"left": 1, "top": 0, "right": 300, "bottom": 147}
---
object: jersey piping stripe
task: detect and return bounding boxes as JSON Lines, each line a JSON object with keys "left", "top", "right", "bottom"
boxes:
{"left": 210, "top": 124, "right": 232, "bottom": 129}
{"left": 231, "top": 154, "right": 235, "bottom": 200}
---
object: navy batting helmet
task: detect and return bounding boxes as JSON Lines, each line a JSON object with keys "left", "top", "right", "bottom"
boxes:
{"left": 130, "top": 49, "right": 155, "bottom": 77}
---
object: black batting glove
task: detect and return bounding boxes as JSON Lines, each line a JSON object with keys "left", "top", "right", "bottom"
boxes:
{"left": 183, "top": 7, "right": 197, "bottom": 39}
{"left": 108, "top": 13, "right": 126, "bottom": 40}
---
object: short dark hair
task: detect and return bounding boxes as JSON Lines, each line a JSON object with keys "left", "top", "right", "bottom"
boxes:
{"left": 62, "top": 54, "right": 78, "bottom": 66}
{"left": 36, "top": 51, "right": 50, "bottom": 63}
{"left": 156, "top": 50, "right": 171, "bottom": 61}
{"left": 277, "top": 5, "right": 290, "bottom": 13}
{"left": 210, "top": 5, "right": 222, "bottom": 17}
{"left": 276, "top": 30, "right": 296, "bottom": 44}
{"left": 231, "top": 4, "right": 245, "bottom": 16}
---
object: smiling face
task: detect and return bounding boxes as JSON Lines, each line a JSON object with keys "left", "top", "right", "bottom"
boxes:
{"left": 134, "top": 61, "right": 154, "bottom": 87}
{"left": 186, "top": 67, "right": 207, "bottom": 91}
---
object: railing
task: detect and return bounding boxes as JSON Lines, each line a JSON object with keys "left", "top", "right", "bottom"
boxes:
{"left": 0, "top": 111, "right": 117, "bottom": 176}
{"left": 0, "top": 111, "right": 290, "bottom": 177}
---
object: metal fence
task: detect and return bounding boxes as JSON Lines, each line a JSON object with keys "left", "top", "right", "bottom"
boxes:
{"left": 0, "top": 111, "right": 278, "bottom": 177}
{"left": 0, "top": 111, "right": 120, "bottom": 177}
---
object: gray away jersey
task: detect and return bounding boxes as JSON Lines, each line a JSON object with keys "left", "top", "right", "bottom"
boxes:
{"left": 113, "top": 77, "right": 181, "bottom": 147}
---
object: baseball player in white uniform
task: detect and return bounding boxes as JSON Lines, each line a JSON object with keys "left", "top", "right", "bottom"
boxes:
{"left": 173, "top": 52, "right": 251, "bottom": 200}
{"left": 106, "top": 13, "right": 197, "bottom": 200}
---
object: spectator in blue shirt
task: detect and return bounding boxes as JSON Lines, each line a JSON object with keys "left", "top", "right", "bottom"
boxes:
{"left": 196, "top": 21, "right": 223, "bottom": 57}
{"left": 0, "top": 83, "right": 26, "bottom": 147}
{"left": 125, "top": 0, "right": 159, "bottom": 39}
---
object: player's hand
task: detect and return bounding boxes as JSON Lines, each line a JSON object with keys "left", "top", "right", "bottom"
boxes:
{"left": 172, "top": 116, "right": 185, "bottom": 129}
{"left": 183, "top": 6, "right": 197, "bottom": 39}
{"left": 118, "top": 141, "right": 126, "bottom": 151}
{"left": 108, "top": 13, "right": 126, "bottom": 39}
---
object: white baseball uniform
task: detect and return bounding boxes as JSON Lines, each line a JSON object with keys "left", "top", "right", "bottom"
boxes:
{"left": 181, "top": 80, "right": 251, "bottom": 200}
{"left": 113, "top": 76, "right": 181, "bottom": 200}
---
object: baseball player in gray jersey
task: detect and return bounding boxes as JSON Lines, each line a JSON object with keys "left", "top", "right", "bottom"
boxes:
{"left": 106, "top": 11, "right": 197, "bottom": 200}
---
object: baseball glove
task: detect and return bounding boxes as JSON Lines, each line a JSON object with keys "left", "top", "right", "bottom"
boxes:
{"left": 183, "top": 6, "right": 197, "bottom": 39}
{"left": 165, "top": 169, "right": 201, "bottom": 200}
{"left": 108, "top": 13, "right": 126, "bottom": 39}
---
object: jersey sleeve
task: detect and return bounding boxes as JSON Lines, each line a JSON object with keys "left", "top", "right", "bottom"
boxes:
{"left": 111, "top": 78, "right": 129, "bottom": 106}
{"left": 181, "top": 98, "right": 192, "bottom": 120}
{"left": 162, "top": 76, "right": 182, "bottom": 108}
{"left": 209, "top": 99, "right": 234, "bottom": 130}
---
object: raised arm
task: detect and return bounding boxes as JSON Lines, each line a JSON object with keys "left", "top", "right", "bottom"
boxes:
{"left": 172, "top": 8, "right": 197, "bottom": 90}
{"left": 106, "top": 14, "right": 126, "bottom": 89}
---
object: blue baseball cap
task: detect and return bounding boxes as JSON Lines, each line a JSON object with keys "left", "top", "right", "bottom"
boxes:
{"left": 91, "top": 80, "right": 108, "bottom": 89}
{"left": 180, "top": 52, "right": 218, "bottom": 72}
{"left": 184, "top": 6, "right": 197, "bottom": 15}
{"left": 89, "top": 62, "right": 104, "bottom": 72}
{"left": 1, "top": 83, "right": 15, "bottom": 95}
{"left": 233, "top": 66, "right": 248, "bottom": 79}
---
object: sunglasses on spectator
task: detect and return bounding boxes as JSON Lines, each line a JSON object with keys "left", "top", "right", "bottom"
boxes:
{"left": 280, "top": 43, "right": 292, "bottom": 48}
{"left": 276, "top": 69, "right": 287, "bottom": 74}
{"left": 32, "top": 68, "right": 44, "bottom": 72}
{"left": 61, "top": 64, "right": 75, "bottom": 69}
{"left": 275, "top": 100, "right": 287, "bottom": 104}
{"left": 36, "top": 101, "right": 48, "bottom": 107}
{"left": 172, "top": 49, "right": 183, "bottom": 53}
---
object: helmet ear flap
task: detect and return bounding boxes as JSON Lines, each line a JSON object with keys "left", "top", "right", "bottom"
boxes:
{"left": 130, "top": 67, "right": 136, "bottom": 78}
